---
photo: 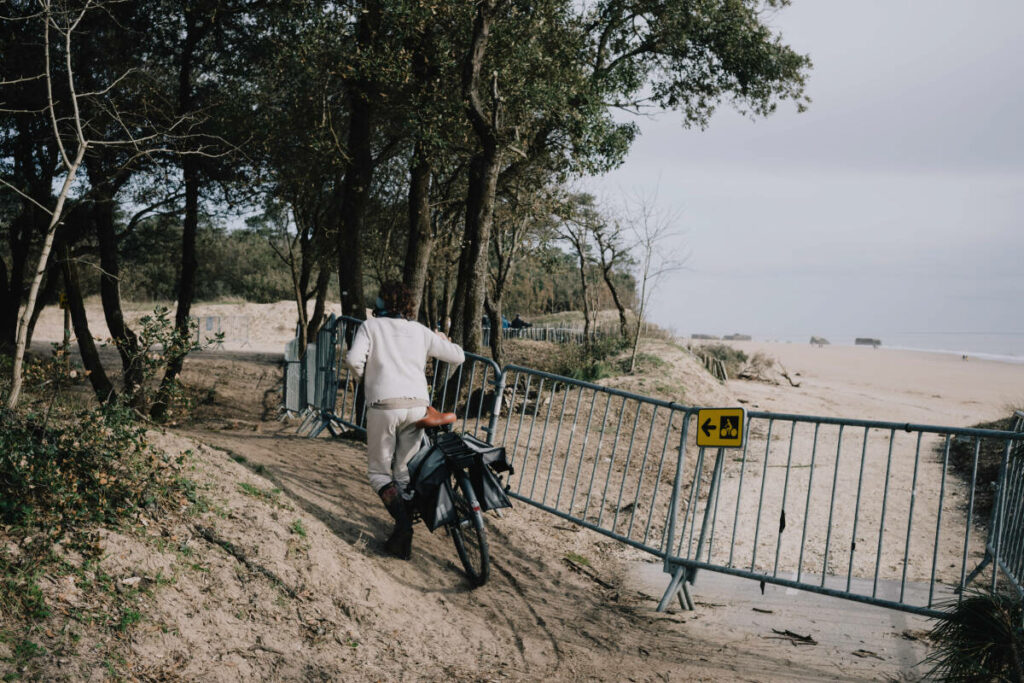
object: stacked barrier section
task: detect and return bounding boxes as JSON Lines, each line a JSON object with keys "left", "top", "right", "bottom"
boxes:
{"left": 985, "top": 410, "right": 1024, "bottom": 599}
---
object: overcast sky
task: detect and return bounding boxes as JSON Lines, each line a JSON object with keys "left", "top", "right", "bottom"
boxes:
{"left": 588, "top": 1, "right": 1024, "bottom": 355}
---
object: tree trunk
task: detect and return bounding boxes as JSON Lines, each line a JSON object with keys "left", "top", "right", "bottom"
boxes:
{"left": 291, "top": 258, "right": 309, "bottom": 352}
{"left": 305, "top": 265, "right": 330, "bottom": 342}
{"left": 151, "top": 158, "right": 199, "bottom": 419}
{"left": 403, "top": 140, "right": 433, "bottom": 320}
{"left": 61, "top": 250, "right": 115, "bottom": 402}
{"left": 95, "top": 182, "right": 145, "bottom": 406}
{"left": 601, "top": 266, "right": 628, "bottom": 338}
{"left": 575, "top": 245, "right": 591, "bottom": 343}
{"left": 337, "top": 3, "right": 378, "bottom": 321}
{"left": 484, "top": 295, "right": 503, "bottom": 367}
{"left": 441, "top": 266, "right": 453, "bottom": 334}
{"left": 1, "top": 214, "right": 35, "bottom": 356}
{"left": 152, "top": 12, "right": 202, "bottom": 421}
{"left": 453, "top": 0, "right": 499, "bottom": 353}
{"left": 456, "top": 149, "right": 499, "bottom": 353}
{"left": 422, "top": 274, "right": 436, "bottom": 329}
{"left": 5, "top": 143, "right": 85, "bottom": 410}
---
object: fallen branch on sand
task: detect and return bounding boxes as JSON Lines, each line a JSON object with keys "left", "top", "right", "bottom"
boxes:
{"left": 562, "top": 557, "right": 616, "bottom": 589}
{"left": 767, "top": 628, "right": 817, "bottom": 645}
{"left": 193, "top": 524, "right": 299, "bottom": 599}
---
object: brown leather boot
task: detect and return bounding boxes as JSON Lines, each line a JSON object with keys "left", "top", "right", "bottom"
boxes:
{"left": 377, "top": 482, "right": 413, "bottom": 560}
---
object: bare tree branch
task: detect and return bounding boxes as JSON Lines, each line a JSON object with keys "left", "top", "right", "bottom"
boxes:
{"left": 0, "top": 178, "right": 54, "bottom": 215}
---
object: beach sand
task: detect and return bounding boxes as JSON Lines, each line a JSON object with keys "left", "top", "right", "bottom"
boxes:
{"left": 725, "top": 340, "right": 1024, "bottom": 427}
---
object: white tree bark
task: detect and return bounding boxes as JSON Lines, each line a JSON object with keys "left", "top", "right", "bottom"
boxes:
{"left": 5, "top": 2, "right": 89, "bottom": 410}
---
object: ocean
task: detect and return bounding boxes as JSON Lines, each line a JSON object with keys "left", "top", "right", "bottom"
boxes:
{"left": 764, "top": 332, "right": 1024, "bottom": 364}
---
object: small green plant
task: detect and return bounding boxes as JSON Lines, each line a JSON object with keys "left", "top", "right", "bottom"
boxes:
{"left": 565, "top": 552, "right": 591, "bottom": 567}
{"left": 238, "top": 482, "right": 282, "bottom": 506}
{"left": 115, "top": 609, "right": 143, "bottom": 632}
{"left": 629, "top": 352, "right": 667, "bottom": 371}
{"left": 289, "top": 520, "right": 307, "bottom": 538}
{"left": 924, "top": 588, "right": 1023, "bottom": 681}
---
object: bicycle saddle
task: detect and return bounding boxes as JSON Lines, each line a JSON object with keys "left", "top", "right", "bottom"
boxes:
{"left": 415, "top": 405, "right": 457, "bottom": 429}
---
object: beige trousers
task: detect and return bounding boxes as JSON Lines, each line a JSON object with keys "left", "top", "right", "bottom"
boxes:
{"left": 365, "top": 405, "right": 428, "bottom": 493}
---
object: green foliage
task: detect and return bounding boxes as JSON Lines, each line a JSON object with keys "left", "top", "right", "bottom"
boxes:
{"left": 555, "top": 335, "right": 630, "bottom": 382}
{"left": 924, "top": 589, "right": 1023, "bottom": 682}
{"left": 564, "top": 552, "right": 591, "bottom": 567}
{"left": 121, "top": 304, "right": 216, "bottom": 418}
{"left": 503, "top": 246, "right": 637, "bottom": 317}
{"left": 237, "top": 482, "right": 284, "bottom": 508}
{"left": 0, "top": 405, "right": 191, "bottom": 627}
{"left": 119, "top": 222, "right": 301, "bottom": 304}
{"left": 115, "top": 609, "right": 143, "bottom": 633}
{"left": 631, "top": 353, "right": 667, "bottom": 371}
{"left": 0, "top": 405, "right": 182, "bottom": 534}
{"left": 289, "top": 520, "right": 307, "bottom": 538}
{"left": 945, "top": 412, "right": 1021, "bottom": 526}
{"left": 696, "top": 343, "right": 749, "bottom": 378}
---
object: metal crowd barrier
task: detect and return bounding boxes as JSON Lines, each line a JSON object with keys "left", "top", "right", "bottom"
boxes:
{"left": 481, "top": 325, "right": 614, "bottom": 346}
{"left": 493, "top": 365, "right": 688, "bottom": 558}
{"left": 190, "top": 314, "right": 250, "bottom": 349}
{"left": 978, "top": 410, "right": 1024, "bottom": 599}
{"left": 658, "top": 410, "right": 1024, "bottom": 617}
{"left": 282, "top": 336, "right": 303, "bottom": 415}
{"left": 282, "top": 318, "right": 1024, "bottom": 618}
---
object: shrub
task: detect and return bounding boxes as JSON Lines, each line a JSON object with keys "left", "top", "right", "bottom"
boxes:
{"left": 696, "top": 343, "right": 748, "bottom": 378}
{"left": 925, "top": 589, "right": 1023, "bottom": 681}
{"left": 555, "top": 335, "right": 629, "bottom": 382}
{"left": 0, "top": 406, "right": 190, "bottom": 625}
{"left": 945, "top": 411, "right": 1021, "bottom": 526}
{"left": 0, "top": 405, "right": 184, "bottom": 538}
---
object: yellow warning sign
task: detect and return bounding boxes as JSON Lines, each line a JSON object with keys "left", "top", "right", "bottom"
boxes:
{"left": 696, "top": 408, "right": 746, "bottom": 448}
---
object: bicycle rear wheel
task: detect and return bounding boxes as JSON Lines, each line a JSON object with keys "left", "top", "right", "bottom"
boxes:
{"left": 448, "top": 471, "right": 489, "bottom": 586}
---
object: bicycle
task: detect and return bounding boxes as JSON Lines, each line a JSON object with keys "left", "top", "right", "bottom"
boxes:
{"left": 407, "top": 406, "right": 513, "bottom": 587}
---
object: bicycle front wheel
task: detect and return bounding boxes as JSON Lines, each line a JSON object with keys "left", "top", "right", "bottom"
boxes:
{"left": 448, "top": 471, "right": 489, "bottom": 586}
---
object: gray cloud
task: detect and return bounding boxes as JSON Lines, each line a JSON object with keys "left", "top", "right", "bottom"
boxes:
{"left": 588, "top": 1, "right": 1024, "bottom": 355}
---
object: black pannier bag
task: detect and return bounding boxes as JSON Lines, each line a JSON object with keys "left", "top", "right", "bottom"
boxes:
{"left": 406, "top": 434, "right": 513, "bottom": 531}
{"left": 470, "top": 459, "right": 512, "bottom": 512}
{"left": 460, "top": 434, "right": 513, "bottom": 474}
{"left": 407, "top": 444, "right": 456, "bottom": 531}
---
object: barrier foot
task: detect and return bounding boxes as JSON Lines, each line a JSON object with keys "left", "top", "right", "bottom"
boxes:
{"left": 680, "top": 581, "right": 695, "bottom": 611}
{"left": 308, "top": 420, "right": 329, "bottom": 439}
{"left": 958, "top": 553, "right": 992, "bottom": 593}
{"left": 657, "top": 565, "right": 694, "bottom": 613}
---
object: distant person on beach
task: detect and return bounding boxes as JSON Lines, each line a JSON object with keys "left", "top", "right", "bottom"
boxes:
{"left": 510, "top": 314, "right": 532, "bottom": 329}
{"left": 345, "top": 281, "right": 464, "bottom": 559}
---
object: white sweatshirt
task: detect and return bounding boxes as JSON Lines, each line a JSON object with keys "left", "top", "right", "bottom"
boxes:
{"left": 344, "top": 317, "right": 465, "bottom": 405}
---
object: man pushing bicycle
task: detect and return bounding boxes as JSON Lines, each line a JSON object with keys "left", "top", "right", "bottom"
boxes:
{"left": 344, "top": 282, "right": 465, "bottom": 559}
